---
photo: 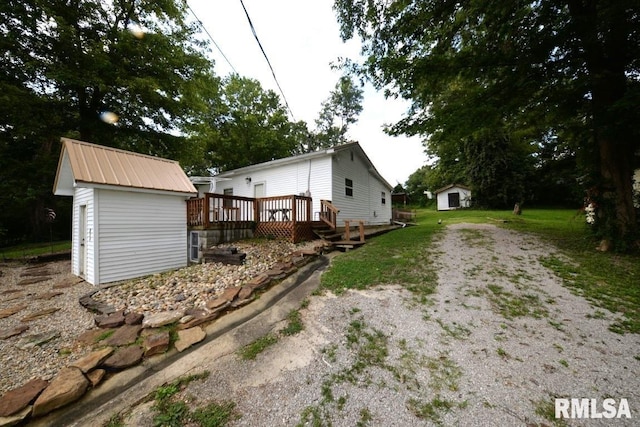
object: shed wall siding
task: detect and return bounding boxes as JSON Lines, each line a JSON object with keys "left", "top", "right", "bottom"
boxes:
{"left": 72, "top": 188, "right": 96, "bottom": 284}
{"left": 331, "top": 149, "right": 390, "bottom": 225}
{"left": 436, "top": 187, "right": 472, "bottom": 211}
{"left": 96, "top": 189, "right": 187, "bottom": 284}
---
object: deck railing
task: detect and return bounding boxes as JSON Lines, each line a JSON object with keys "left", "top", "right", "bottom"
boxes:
{"left": 187, "top": 193, "right": 256, "bottom": 227}
{"left": 186, "top": 193, "right": 313, "bottom": 227}
{"left": 319, "top": 199, "right": 339, "bottom": 230}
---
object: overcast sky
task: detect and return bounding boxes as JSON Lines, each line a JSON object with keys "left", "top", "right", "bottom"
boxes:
{"left": 186, "top": 0, "right": 427, "bottom": 187}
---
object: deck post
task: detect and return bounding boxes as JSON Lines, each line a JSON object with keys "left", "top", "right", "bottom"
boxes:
{"left": 358, "top": 221, "right": 365, "bottom": 242}
{"left": 344, "top": 220, "right": 350, "bottom": 241}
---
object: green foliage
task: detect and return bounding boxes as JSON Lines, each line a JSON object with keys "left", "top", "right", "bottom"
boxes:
{"left": 311, "top": 75, "right": 364, "bottom": 150}
{"left": 281, "top": 309, "right": 304, "bottom": 336}
{"left": 237, "top": 333, "right": 279, "bottom": 360}
{"left": 200, "top": 75, "right": 301, "bottom": 172}
{"left": 0, "top": 0, "right": 216, "bottom": 243}
{"left": 334, "top": 0, "right": 640, "bottom": 244}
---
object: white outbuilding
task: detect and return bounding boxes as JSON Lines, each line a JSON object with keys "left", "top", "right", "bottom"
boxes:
{"left": 435, "top": 184, "right": 472, "bottom": 211}
{"left": 53, "top": 138, "right": 197, "bottom": 285}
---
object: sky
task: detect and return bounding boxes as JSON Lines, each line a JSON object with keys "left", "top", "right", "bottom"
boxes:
{"left": 186, "top": 0, "right": 427, "bottom": 187}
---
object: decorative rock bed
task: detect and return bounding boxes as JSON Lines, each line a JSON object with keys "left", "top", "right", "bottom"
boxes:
{"left": 0, "top": 241, "right": 326, "bottom": 425}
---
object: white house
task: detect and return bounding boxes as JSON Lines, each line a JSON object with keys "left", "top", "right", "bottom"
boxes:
{"left": 53, "top": 138, "right": 197, "bottom": 285}
{"left": 211, "top": 142, "right": 393, "bottom": 226}
{"left": 435, "top": 184, "right": 472, "bottom": 211}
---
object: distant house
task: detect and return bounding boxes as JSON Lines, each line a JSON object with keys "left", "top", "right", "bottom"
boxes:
{"left": 211, "top": 142, "right": 393, "bottom": 226}
{"left": 435, "top": 184, "right": 472, "bottom": 211}
{"left": 53, "top": 138, "right": 197, "bottom": 285}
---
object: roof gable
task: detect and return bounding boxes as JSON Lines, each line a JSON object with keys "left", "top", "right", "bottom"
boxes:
{"left": 53, "top": 138, "right": 197, "bottom": 196}
{"left": 434, "top": 183, "right": 471, "bottom": 194}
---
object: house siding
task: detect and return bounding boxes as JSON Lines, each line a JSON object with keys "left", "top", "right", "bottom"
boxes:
{"left": 216, "top": 157, "right": 333, "bottom": 219}
{"left": 331, "top": 148, "right": 391, "bottom": 225}
{"left": 95, "top": 189, "right": 188, "bottom": 284}
{"left": 72, "top": 188, "right": 95, "bottom": 284}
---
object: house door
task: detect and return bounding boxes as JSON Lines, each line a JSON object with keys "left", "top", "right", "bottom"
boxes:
{"left": 448, "top": 192, "right": 460, "bottom": 208}
{"left": 254, "top": 183, "right": 265, "bottom": 221}
{"left": 78, "top": 205, "right": 87, "bottom": 277}
{"left": 254, "top": 183, "right": 265, "bottom": 198}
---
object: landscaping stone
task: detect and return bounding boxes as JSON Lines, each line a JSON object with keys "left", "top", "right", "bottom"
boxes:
{"left": 0, "top": 325, "right": 29, "bottom": 340}
{"left": 124, "top": 312, "right": 144, "bottom": 325}
{"left": 175, "top": 327, "right": 206, "bottom": 352}
{"left": 177, "top": 310, "right": 218, "bottom": 330}
{"left": 20, "top": 308, "right": 60, "bottom": 322}
{"left": 15, "top": 331, "right": 60, "bottom": 350}
{"left": 143, "top": 331, "right": 170, "bottom": 357}
{"left": 70, "top": 347, "right": 114, "bottom": 373}
{"left": 95, "top": 310, "right": 125, "bottom": 328}
{"left": 247, "top": 273, "right": 270, "bottom": 290}
{"left": 52, "top": 277, "right": 83, "bottom": 289}
{"left": 102, "top": 346, "right": 144, "bottom": 371}
{"left": 79, "top": 293, "right": 115, "bottom": 315}
{"left": 16, "top": 277, "right": 51, "bottom": 286}
{"left": 0, "top": 305, "right": 26, "bottom": 320}
{"left": 86, "top": 369, "right": 106, "bottom": 387}
{"left": 219, "top": 286, "right": 241, "bottom": 302}
{"left": 20, "top": 268, "right": 50, "bottom": 277}
{"left": 142, "top": 310, "right": 184, "bottom": 328}
{"left": 0, "top": 378, "right": 49, "bottom": 417}
{"left": 0, "top": 405, "right": 31, "bottom": 427}
{"left": 205, "top": 298, "right": 230, "bottom": 313}
{"left": 31, "top": 367, "right": 89, "bottom": 417}
{"left": 103, "top": 324, "right": 142, "bottom": 346}
{"left": 34, "top": 291, "right": 63, "bottom": 300}
{"left": 75, "top": 328, "right": 113, "bottom": 345}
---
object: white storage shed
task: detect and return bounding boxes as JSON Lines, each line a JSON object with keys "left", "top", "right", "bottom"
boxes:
{"left": 435, "top": 184, "right": 472, "bottom": 211}
{"left": 53, "top": 138, "right": 197, "bottom": 285}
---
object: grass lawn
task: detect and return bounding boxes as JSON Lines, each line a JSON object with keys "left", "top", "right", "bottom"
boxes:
{"left": 320, "top": 207, "right": 640, "bottom": 334}
{"left": 0, "top": 240, "right": 72, "bottom": 260}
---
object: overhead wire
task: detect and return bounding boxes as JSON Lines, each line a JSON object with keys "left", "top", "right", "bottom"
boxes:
{"left": 185, "top": 2, "right": 238, "bottom": 74}
{"left": 237, "top": 0, "right": 296, "bottom": 120}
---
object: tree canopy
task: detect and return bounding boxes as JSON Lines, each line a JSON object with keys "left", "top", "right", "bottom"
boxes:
{"left": 335, "top": 0, "right": 640, "bottom": 246}
{"left": 1, "top": 0, "right": 221, "bottom": 242}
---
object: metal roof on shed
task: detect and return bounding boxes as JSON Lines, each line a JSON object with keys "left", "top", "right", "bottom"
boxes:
{"left": 53, "top": 138, "right": 197, "bottom": 195}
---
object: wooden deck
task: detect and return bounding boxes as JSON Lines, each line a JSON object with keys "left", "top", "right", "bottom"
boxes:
{"left": 187, "top": 193, "right": 316, "bottom": 243}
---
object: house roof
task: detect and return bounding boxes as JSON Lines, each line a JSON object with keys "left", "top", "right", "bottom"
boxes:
{"left": 215, "top": 142, "right": 393, "bottom": 190}
{"left": 434, "top": 183, "right": 471, "bottom": 194}
{"left": 53, "top": 138, "right": 197, "bottom": 196}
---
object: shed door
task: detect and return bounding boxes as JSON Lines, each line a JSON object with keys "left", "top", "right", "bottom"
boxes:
{"left": 79, "top": 204, "right": 87, "bottom": 277}
{"left": 448, "top": 192, "right": 460, "bottom": 208}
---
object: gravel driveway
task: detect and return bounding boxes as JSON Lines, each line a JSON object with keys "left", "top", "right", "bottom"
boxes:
{"left": 123, "top": 223, "right": 639, "bottom": 426}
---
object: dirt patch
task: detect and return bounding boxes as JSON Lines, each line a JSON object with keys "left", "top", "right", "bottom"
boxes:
{"left": 124, "top": 223, "right": 640, "bottom": 426}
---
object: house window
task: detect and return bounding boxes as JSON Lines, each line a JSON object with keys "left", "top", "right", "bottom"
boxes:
{"left": 345, "top": 178, "right": 353, "bottom": 197}
{"left": 381, "top": 191, "right": 386, "bottom": 205}
{"left": 350, "top": 150, "right": 354, "bottom": 161}
{"left": 448, "top": 192, "right": 460, "bottom": 208}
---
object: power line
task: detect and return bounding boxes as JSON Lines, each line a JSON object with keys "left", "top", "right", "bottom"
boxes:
{"left": 186, "top": 2, "right": 238, "bottom": 74}
{"left": 238, "top": 0, "right": 295, "bottom": 120}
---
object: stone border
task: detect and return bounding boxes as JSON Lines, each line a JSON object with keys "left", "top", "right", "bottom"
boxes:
{"left": 0, "top": 246, "right": 325, "bottom": 425}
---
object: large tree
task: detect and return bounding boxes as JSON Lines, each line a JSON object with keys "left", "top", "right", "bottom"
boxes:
{"left": 311, "top": 75, "right": 364, "bottom": 151}
{"left": 335, "top": 0, "right": 640, "bottom": 245}
{"left": 0, "top": 0, "right": 216, "bottom": 242}
{"left": 198, "top": 75, "right": 302, "bottom": 172}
